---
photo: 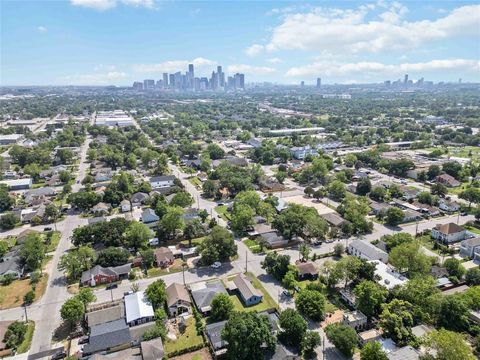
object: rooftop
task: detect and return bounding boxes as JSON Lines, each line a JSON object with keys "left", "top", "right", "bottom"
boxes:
{"left": 124, "top": 291, "right": 154, "bottom": 324}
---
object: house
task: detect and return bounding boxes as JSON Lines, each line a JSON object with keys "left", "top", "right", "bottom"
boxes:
{"left": 358, "top": 329, "right": 382, "bottom": 346}
{"left": 342, "top": 310, "right": 368, "bottom": 330}
{"left": 86, "top": 303, "right": 124, "bottom": 328}
{"left": 141, "top": 208, "right": 160, "bottom": 224}
{"left": 94, "top": 170, "right": 114, "bottom": 183}
{"left": 402, "top": 209, "right": 423, "bottom": 223}
{"left": 82, "top": 319, "right": 132, "bottom": 356}
{"left": 91, "top": 202, "right": 111, "bottom": 215}
{"left": 206, "top": 320, "right": 229, "bottom": 356}
{"left": 320, "top": 212, "right": 350, "bottom": 228}
{"left": 231, "top": 273, "right": 263, "bottom": 306}
{"left": 131, "top": 192, "right": 150, "bottom": 206}
{"left": 120, "top": 200, "right": 131, "bottom": 213}
{"left": 24, "top": 187, "right": 56, "bottom": 204}
{"left": 149, "top": 175, "right": 175, "bottom": 188}
{"left": 259, "top": 231, "right": 289, "bottom": 249}
{"left": 0, "top": 178, "right": 32, "bottom": 190}
{"left": 80, "top": 264, "right": 131, "bottom": 287}
{"left": 182, "top": 208, "right": 200, "bottom": 221}
{"left": 370, "top": 260, "right": 407, "bottom": 290}
{"left": 431, "top": 222, "right": 466, "bottom": 244}
{"left": 411, "top": 324, "right": 434, "bottom": 339}
{"left": 339, "top": 288, "right": 356, "bottom": 308}
{"left": 140, "top": 338, "right": 164, "bottom": 360}
{"left": 212, "top": 156, "right": 248, "bottom": 168}
{"left": 296, "top": 262, "right": 318, "bottom": 280}
{"left": 438, "top": 199, "right": 461, "bottom": 213}
{"left": 369, "top": 202, "right": 393, "bottom": 216}
{"left": 190, "top": 280, "right": 228, "bottom": 315}
{"left": 166, "top": 283, "right": 192, "bottom": 317}
{"left": 459, "top": 237, "right": 480, "bottom": 258}
{"left": 182, "top": 159, "right": 202, "bottom": 169}
{"left": 154, "top": 247, "right": 174, "bottom": 268}
{"left": 387, "top": 346, "right": 420, "bottom": 360}
{"left": 348, "top": 240, "right": 388, "bottom": 263}
{"left": 265, "top": 344, "right": 301, "bottom": 360}
{"left": 0, "top": 254, "right": 23, "bottom": 278}
{"left": 124, "top": 291, "right": 155, "bottom": 326}
{"left": 411, "top": 202, "right": 441, "bottom": 217}
{"left": 436, "top": 173, "right": 461, "bottom": 187}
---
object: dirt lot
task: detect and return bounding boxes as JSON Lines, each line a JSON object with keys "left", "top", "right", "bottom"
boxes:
{"left": 0, "top": 274, "right": 48, "bottom": 310}
{"left": 283, "top": 194, "right": 336, "bottom": 215}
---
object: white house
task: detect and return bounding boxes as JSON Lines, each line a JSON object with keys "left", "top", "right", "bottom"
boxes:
{"left": 347, "top": 240, "right": 388, "bottom": 263}
{"left": 166, "top": 283, "right": 192, "bottom": 317}
{"left": 342, "top": 311, "right": 368, "bottom": 330}
{"left": 124, "top": 291, "right": 155, "bottom": 326}
{"left": 459, "top": 237, "right": 480, "bottom": 258}
{"left": 120, "top": 199, "right": 131, "bottom": 213}
{"left": 438, "top": 199, "right": 461, "bottom": 213}
{"left": 149, "top": 175, "right": 175, "bottom": 188}
{"left": 369, "top": 260, "right": 407, "bottom": 290}
{"left": 431, "top": 223, "right": 466, "bottom": 244}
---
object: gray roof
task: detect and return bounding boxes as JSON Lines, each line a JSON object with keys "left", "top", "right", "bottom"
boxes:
{"left": 0, "top": 256, "right": 22, "bottom": 276}
{"left": 261, "top": 231, "right": 288, "bottom": 246}
{"left": 462, "top": 237, "right": 480, "bottom": 247}
{"left": 206, "top": 320, "right": 228, "bottom": 350}
{"left": 87, "top": 304, "right": 124, "bottom": 328}
{"left": 320, "top": 212, "right": 349, "bottom": 227}
{"left": 83, "top": 319, "right": 131, "bottom": 355}
{"left": 387, "top": 346, "right": 420, "bottom": 360}
{"left": 141, "top": 338, "right": 164, "bottom": 360}
{"left": 131, "top": 192, "right": 149, "bottom": 203}
{"left": 349, "top": 240, "right": 388, "bottom": 260}
{"left": 233, "top": 273, "right": 262, "bottom": 301}
{"left": 191, "top": 280, "right": 227, "bottom": 313}
{"left": 150, "top": 175, "right": 175, "bottom": 182}
{"left": 166, "top": 283, "right": 191, "bottom": 308}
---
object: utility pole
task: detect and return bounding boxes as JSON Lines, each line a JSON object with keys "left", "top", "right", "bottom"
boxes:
{"left": 245, "top": 251, "right": 248, "bottom": 273}
{"left": 415, "top": 220, "right": 419, "bottom": 237}
{"left": 23, "top": 304, "right": 28, "bottom": 323}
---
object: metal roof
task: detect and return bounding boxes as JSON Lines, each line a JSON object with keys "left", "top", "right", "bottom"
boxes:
{"left": 124, "top": 291, "right": 154, "bottom": 324}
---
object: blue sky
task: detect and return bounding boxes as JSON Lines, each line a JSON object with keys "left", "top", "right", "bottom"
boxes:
{"left": 1, "top": 0, "right": 479, "bottom": 85}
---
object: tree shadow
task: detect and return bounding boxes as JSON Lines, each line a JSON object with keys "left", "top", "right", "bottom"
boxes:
{"left": 52, "top": 321, "right": 72, "bottom": 342}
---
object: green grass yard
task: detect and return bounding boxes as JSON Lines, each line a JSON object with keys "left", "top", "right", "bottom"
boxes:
{"left": 164, "top": 317, "right": 204, "bottom": 356}
{"left": 188, "top": 176, "right": 203, "bottom": 189}
{"left": 214, "top": 205, "right": 231, "bottom": 221}
{"left": 243, "top": 239, "right": 261, "bottom": 254}
{"left": 17, "top": 321, "right": 35, "bottom": 354}
{"left": 224, "top": 272, "right": 277, "bottom": 313}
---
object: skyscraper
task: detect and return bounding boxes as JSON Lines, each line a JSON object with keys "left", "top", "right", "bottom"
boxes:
{"left": 300, "top": 81, "right": 305, "bottom": 87}
{"left": 163, "top": 73, "right": 169, "bottom": 88}
{"left": 144, "top": 79, "right": 155, "bottom": 90}
{"left": 217, "top": 66, "right": 224, "bottom": 88}
{"left": 188, "top": 64, "right": 194, "bottom": 89}
{"left": 404, "top": 74, "right": 409, "bottom": 85}
{"left": 316, "top": 78, "right": 321, "bottom": 88}
{"left": 132, "top": 81, "right": 143, "bottom": 90}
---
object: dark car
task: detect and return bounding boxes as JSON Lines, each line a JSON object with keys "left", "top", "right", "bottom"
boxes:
{"left": 43, "top": 227, "right": 53, "bottom": 232}
{"left": 51, "top": 351, "right": 67, "bottom": 360}
{"left": 78, "top": 336, "right": 89, "bottom": 345}
{"left": 106, "top": 283, "right": 118, "bottom": 290}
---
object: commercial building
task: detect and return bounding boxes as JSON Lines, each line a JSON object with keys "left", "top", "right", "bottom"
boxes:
{"left": 0, "top": 178, "right": 32, "bottom": 190}
{"left": 0, "top": 134, "right": 23, "bottom": 145}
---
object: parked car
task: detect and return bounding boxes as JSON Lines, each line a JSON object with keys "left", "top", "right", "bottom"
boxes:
{"left": 78, "top": 336, "right": 89, "bottom": 345}
{"left": 43, "top": 227, "right": 53, "bottom": 232}
{"left": 106, "top": 283, "right": 118, "bottom": 290}
{"left": 51, "top": 351, "right": 67, "bottom": 360}
{"left": 282, "top": 290, "right": 292, "bottom": 298}
{"left": 124, "top": 291, "right": 133, "bottom": 296}
{"left": 211, "top": 261, "right": 221, "bottom": 269}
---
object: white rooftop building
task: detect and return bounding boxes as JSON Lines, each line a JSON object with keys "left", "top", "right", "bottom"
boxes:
{"left": 369, "top": 260, "right": 407, "bottom": 290}
{"left": 124, "top": 291, "right": 155, "bottom": 326}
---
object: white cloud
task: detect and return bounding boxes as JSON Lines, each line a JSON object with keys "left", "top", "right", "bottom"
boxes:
{"left": 133, "top": 57, "right": 217, "bottom": 73}
{"left": 94, "top": 64, "right": 117, "bottom": 71}
{"left": 61, "top": 71, "right": 128, "bottom": 85}
{"left": 285, "top": 59, "right": 480, "bottom": 78}
{"left": 37, "top": 26, "right": 48, "bottom": 33}
{"left": 250, "top": 4, "right": 480, "bottom": 55}
{"left": 227, "top": 64, "right": 276, "bottom": 74}
{"left": 245, "top": 44, "right": 265, "bottom": 57}
{"left": 267, "top": 58, "right": 283, "bottom": 64}
{"left": 70, "top": 0, "right": 155, "bottom": 10}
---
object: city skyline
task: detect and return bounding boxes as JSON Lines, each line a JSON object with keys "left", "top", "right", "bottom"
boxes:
{"left": 1, "top": 1, "right": 479, "bottom": 86}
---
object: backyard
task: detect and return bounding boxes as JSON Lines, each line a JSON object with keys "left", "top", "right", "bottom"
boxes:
{"left": 214, "top": 205, "right": 231, "bottom": 222}
{"left": 164, "top": 317, "right": 205, "bottom": 356}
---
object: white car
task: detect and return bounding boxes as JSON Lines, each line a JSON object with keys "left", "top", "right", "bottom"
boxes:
{"left": 211, "top": 261, "right": 221, "bottom": 269}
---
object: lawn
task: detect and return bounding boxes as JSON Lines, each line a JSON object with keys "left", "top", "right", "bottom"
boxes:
{"left": 188, "top": 176, "right": 203, "bottom": 189}
{"left": 0, "top": 274, "right": 48, "bottom": 310}
{"left": 164, "top": 317, "right": 205, "bottom": 356}
{"left": 466, "top": 226, "right": 480, "bottom": 235}
{"left": 448, "top": 146, "right": 480, "bottom": 162}
{"left": 147, "top": 259, "right": 185, "bottom": 278}
{"left": 244, "top": 239, "right": 261, "bottom": 254}
{"left": 179, "top": 237, "right": 206, "bottom": 247}
{"left": 214, "top": 205, "right": 231, "bottom": 221}
{"left": 225, "top": 272, "right": 277, "bottom": 313}
{"left": 17, "top": 321, "right": 35, "bottom": 354}
{"left": 45, "top": 231, "right": 61, "bottom": 253}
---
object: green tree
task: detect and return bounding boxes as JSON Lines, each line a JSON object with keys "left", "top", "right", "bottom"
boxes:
{"left": 325, "top": 323, "right": 357, "bottom": 357}
{"left": 425, "top": 329, "right": 476, "bottom": 360}
{"left": 437, "top": 295, "right": 469, "bottom": 332}
{"left": 4, "top": 321, "right": 28, "bottom": 350}
{"left": 140, "top": 249, "right": 155, "bottom": 268}
{"left": 170, "top": 191, "right": 193, "bottom": 207}
{"left": 0, "top": 185, "right": 14, "bottom": 212}
{"left": 261, "top": 252, "right": 290, "bottom": 280}
{"left": 159, "top": 206, "right": 185, "bottom": 239}
{"left": 357, "top": 178, "right": 372, "bottom": 196}
{"left": 380, "top": 233, "right": 414, "bottom": 251}
{"left": 231, "top": 203, "right": 255, "bottom": 233}
{"left": 197, "top": 226, "right": 237, "bottom": 265}
{"left": 354, "top": 280, "right": 388, "bottom": 319}
{"left": 0, "top": 212, "right": 19, "bottom": 230}
{"left": 328, "top": 180, "right": 347, "bottom": 201}
{"left": 123, "top": 221, "right": 152, "bottom": 251}
{"left": 206, "top": 143, "right": 225, "bottom": 160}
{"left": 23, "top": 290, "right": 35, "bottom": 305}
{"left": 444, "top": 258, "right": 466, "bottom": 279}
{"left": 0, "top": 240, "right": 9, "bottom": 258}
{"left": 369, "top": 186, "right": 386, "bottom": 201}
{"left": 360, "top": 341, "right": 388, "bottom": 360}
{"left": 295, "top": 289, "right": 326, "bottom": 321}
{"left": 302, "top": 331, "right": 321, "bottom": 359}
{"left": 222, "top": 312, "right": 276, "bottom": 360}
{"left": 282, "top": 267, "right": 299, "bottom": 291}
{"left": 96, "top": 247, "right": 129, "bottom": 267}
{"left": 60, "top": 297, "right": 85, "bottom": 327}
{"left": 385, "top": 207, "right": 404, "bottom": 226}
{"left": 76, "top": 287, "right": 96, "bottom": 307}
{"left": 278, "top": 309, "right": 307, "bottom": 348}
{"left": 19, "top": 234, "right": 45, "bottom": 272}
{"left": 379, "top": 299, "right": 414, "bottom": 346}
{"left": 145, "top": 279, "right": 167, "bottom": 309}
{"left": 389, "top": 241, "right": 431, "bottom": 277}
{"left": 210, "top": 293, "right": 234, "bottom": 321}
{"left": 459, "top": 187, "right": 480, "bottom": 207}
{"left": 466, "top": 268, "right": 480, "bottom": 285}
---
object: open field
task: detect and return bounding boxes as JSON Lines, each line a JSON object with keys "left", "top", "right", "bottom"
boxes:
{"left": 0, "top": 275, "right": 48, "bottom": 310}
